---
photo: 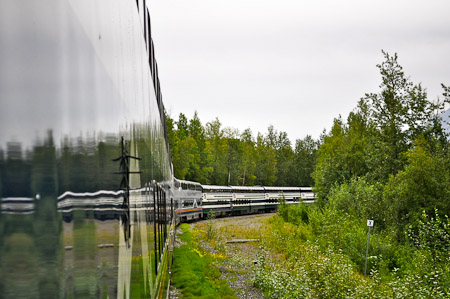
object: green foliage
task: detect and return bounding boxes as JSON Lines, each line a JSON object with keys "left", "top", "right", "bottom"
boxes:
{"left": 294, "top": 135, "right": 319, "bottom": 186}
{"left": 277, "top": 195, "right": 309, "bottom": 226}
{"left": 256, "top": 208, "right": 450, "bottom": 298}
{"left": 314, "top": 51, "right": 449, "bottom": 201}
{"left": 254, "top": 242, "right": 366, "bottom": 299}
{"left": 365, "top": 51, "right": 447, "bottom": 146}
{"left": 206, "top": 211, "right": 217, "bottom": 241}
{"left": 254, "top": 133, "right": 278, "bottom": 186}
{"left": 407, "top": 210, "right": 450, "bottom": 264}
{"left": 383, "top": 138, "right": 450, "bottom": 234}
{"left": 277, "top": 194, "right": 288, "bottom": 221}
{"left": 328, "top": 177, "right": 386, "bottom": 227}
{"left": 171, "top": 224, "right": 236, "bottom": 299}
{"left": 165, "top": 111, "right": 318, "bottom": 186}
{"left": 313, "top": 118, "right": 350, "bottom": 201}
{"left": 238, "top": 129, "right": 257, "bottom": 185}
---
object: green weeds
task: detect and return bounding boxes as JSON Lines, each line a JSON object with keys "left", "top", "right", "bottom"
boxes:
{"left": 252, "top": 205, "right": 450, "bottom": 298}
{"left": 206, "top": 211, "right": 217, "bottom": 241}
{"left": 171, "top": 224, "right": 236, "bottom": 299}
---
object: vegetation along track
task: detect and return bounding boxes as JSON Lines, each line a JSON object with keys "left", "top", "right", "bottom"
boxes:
{"left": 170, "top": 213, "right": 271, "bottom": 299}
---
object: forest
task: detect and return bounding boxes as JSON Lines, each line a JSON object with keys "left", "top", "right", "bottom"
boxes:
{"left": 165, "top": 109, "right": 318, "bottom": 187}
{"left": 169, "top": 51, "right": 450, "bottom": 297}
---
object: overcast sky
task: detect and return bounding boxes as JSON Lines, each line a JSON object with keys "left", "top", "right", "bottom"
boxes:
{"left": 149, "top": 0, "right": 450, "bottom": 143}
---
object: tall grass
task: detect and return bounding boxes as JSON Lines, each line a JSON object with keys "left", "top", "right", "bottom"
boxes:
{"left": 171, "top": 224, "right": 236, "bottom": 299}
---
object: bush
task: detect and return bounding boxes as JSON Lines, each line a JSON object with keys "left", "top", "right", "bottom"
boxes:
{"left": 254, "top": 213, "right": 450, "bottom": 298}
{"left": 277, "top": 194, "right": 289, "bottom": 221}
{"left": 383, "top": 141, "right": 450, "bottom": 235}
{"left": 328, "top": 177, "right": 385, "bottom": 227}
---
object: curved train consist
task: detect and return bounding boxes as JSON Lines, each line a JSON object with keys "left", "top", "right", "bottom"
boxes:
{"left": 0, "top": 1, "right": 313, "bottom": 298}
{"left": 174, "top": 178, "right": 314, "bottom": 223}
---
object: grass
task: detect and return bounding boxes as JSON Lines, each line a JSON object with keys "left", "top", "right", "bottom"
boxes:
{"left": 171, "top": 223, "right": 237, "bottom": 299}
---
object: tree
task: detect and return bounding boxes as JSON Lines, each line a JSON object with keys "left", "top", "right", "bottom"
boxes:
{"left": 205, "top": 118, "right": 227, "bottom": 185}
{"left": 274, "top": 131, "right": 295, "bottom": 186}
{"left": 225, "top": 137, "right": 242, "bottom": 185}
{"left": 168, "top": 113, "right": 197, "bottom": 180}
{"left": 239, "top": 129, "right": 257, "bottom": 185}
{"left": 363, "top": 51, "right": 448, "bottom": 177}
{"left": 314, "top": 51, "right": 450, "bottom": 201}
{"left": 175, "top": 136, "right": 196, "bottom": 180}
{"left": 313, "top": 118, "right": 348, "bottom": 200}
{"left": 177, "top": 113, "right": 189, "bottom": 140}
{"left": 294, "top": 135, "right": 318, "bottom": 186}
{"left": 187, "top": 111, "right": 208, "bottom": 183}
{"left": 263, "top": 126, "right": 294, "bottom": 186}
{"left": 255, "top": 133, "right": 277, "bottom": 186}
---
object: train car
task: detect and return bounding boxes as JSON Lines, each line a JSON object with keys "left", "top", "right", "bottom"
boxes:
{"left": 199, "top": 185, "right": 315, "bottom": 217}
{"left": 230, "top": 185, "right": 266, "bottom": 214}
{"left": 264, "top": 186, "right": 302, "bottom": 211}
{"left": 173, "top": 179, "right": 203, "bottom": 223}
{"left": 300, "top": 187, "right": 316, "bottom": 203}
{"left": 0, "top": 1, "right": 174, "bottom": 298}
{"left": 201, "top": 185, "right": 233, "bottom": 217}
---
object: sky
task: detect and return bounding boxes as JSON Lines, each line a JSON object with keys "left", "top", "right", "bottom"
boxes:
{"left": 149, "top": 0, "right": 450, "bottom": 143}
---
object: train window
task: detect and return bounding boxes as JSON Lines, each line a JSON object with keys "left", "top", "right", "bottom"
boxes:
{"left": 152, "top": 183, "right": 169, "bottom": 275}
{"left": 182, "top": 200, "right": 193, "bottom": 208}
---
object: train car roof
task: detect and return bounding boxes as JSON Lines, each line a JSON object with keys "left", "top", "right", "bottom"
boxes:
{"left": 230, "top": 186, "right": 265, "bottom": 191}
{"left": 175, "top": 179, "right": 202, "bottom": 186}
{"left": 264, "top": 186, "right": 301, "bottom": 191}
{"left": 201, "top": 185, "right": 233, "bottom": 191}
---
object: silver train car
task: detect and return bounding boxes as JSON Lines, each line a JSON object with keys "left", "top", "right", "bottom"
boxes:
{"left": 0, "top": 1, "right": 174, "bottom": 298}
{"left": 201, "top": 185, "right": 233, "bottom": 216}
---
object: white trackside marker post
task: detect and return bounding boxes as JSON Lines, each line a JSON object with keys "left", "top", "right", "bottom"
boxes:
{"left": 364, "top": 219, "right": 374, "bottom": 277}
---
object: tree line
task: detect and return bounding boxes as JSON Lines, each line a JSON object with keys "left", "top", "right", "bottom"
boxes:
{"left": 165, "top": 112, "right": 318, "bottom": 187}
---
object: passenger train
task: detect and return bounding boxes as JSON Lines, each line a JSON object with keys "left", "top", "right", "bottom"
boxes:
{"left": 0, "top": 1, "right": 313, "bottom": 298}
{"left": 178, "top": 180, "right": 314, "bottom": 221}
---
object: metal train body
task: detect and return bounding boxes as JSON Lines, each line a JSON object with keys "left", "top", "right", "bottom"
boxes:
{"left": 175, "top": 182, "right": 315, "bottom": 221}
{"left": 1, "top": 1, "right": 174, "bottom": 298}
